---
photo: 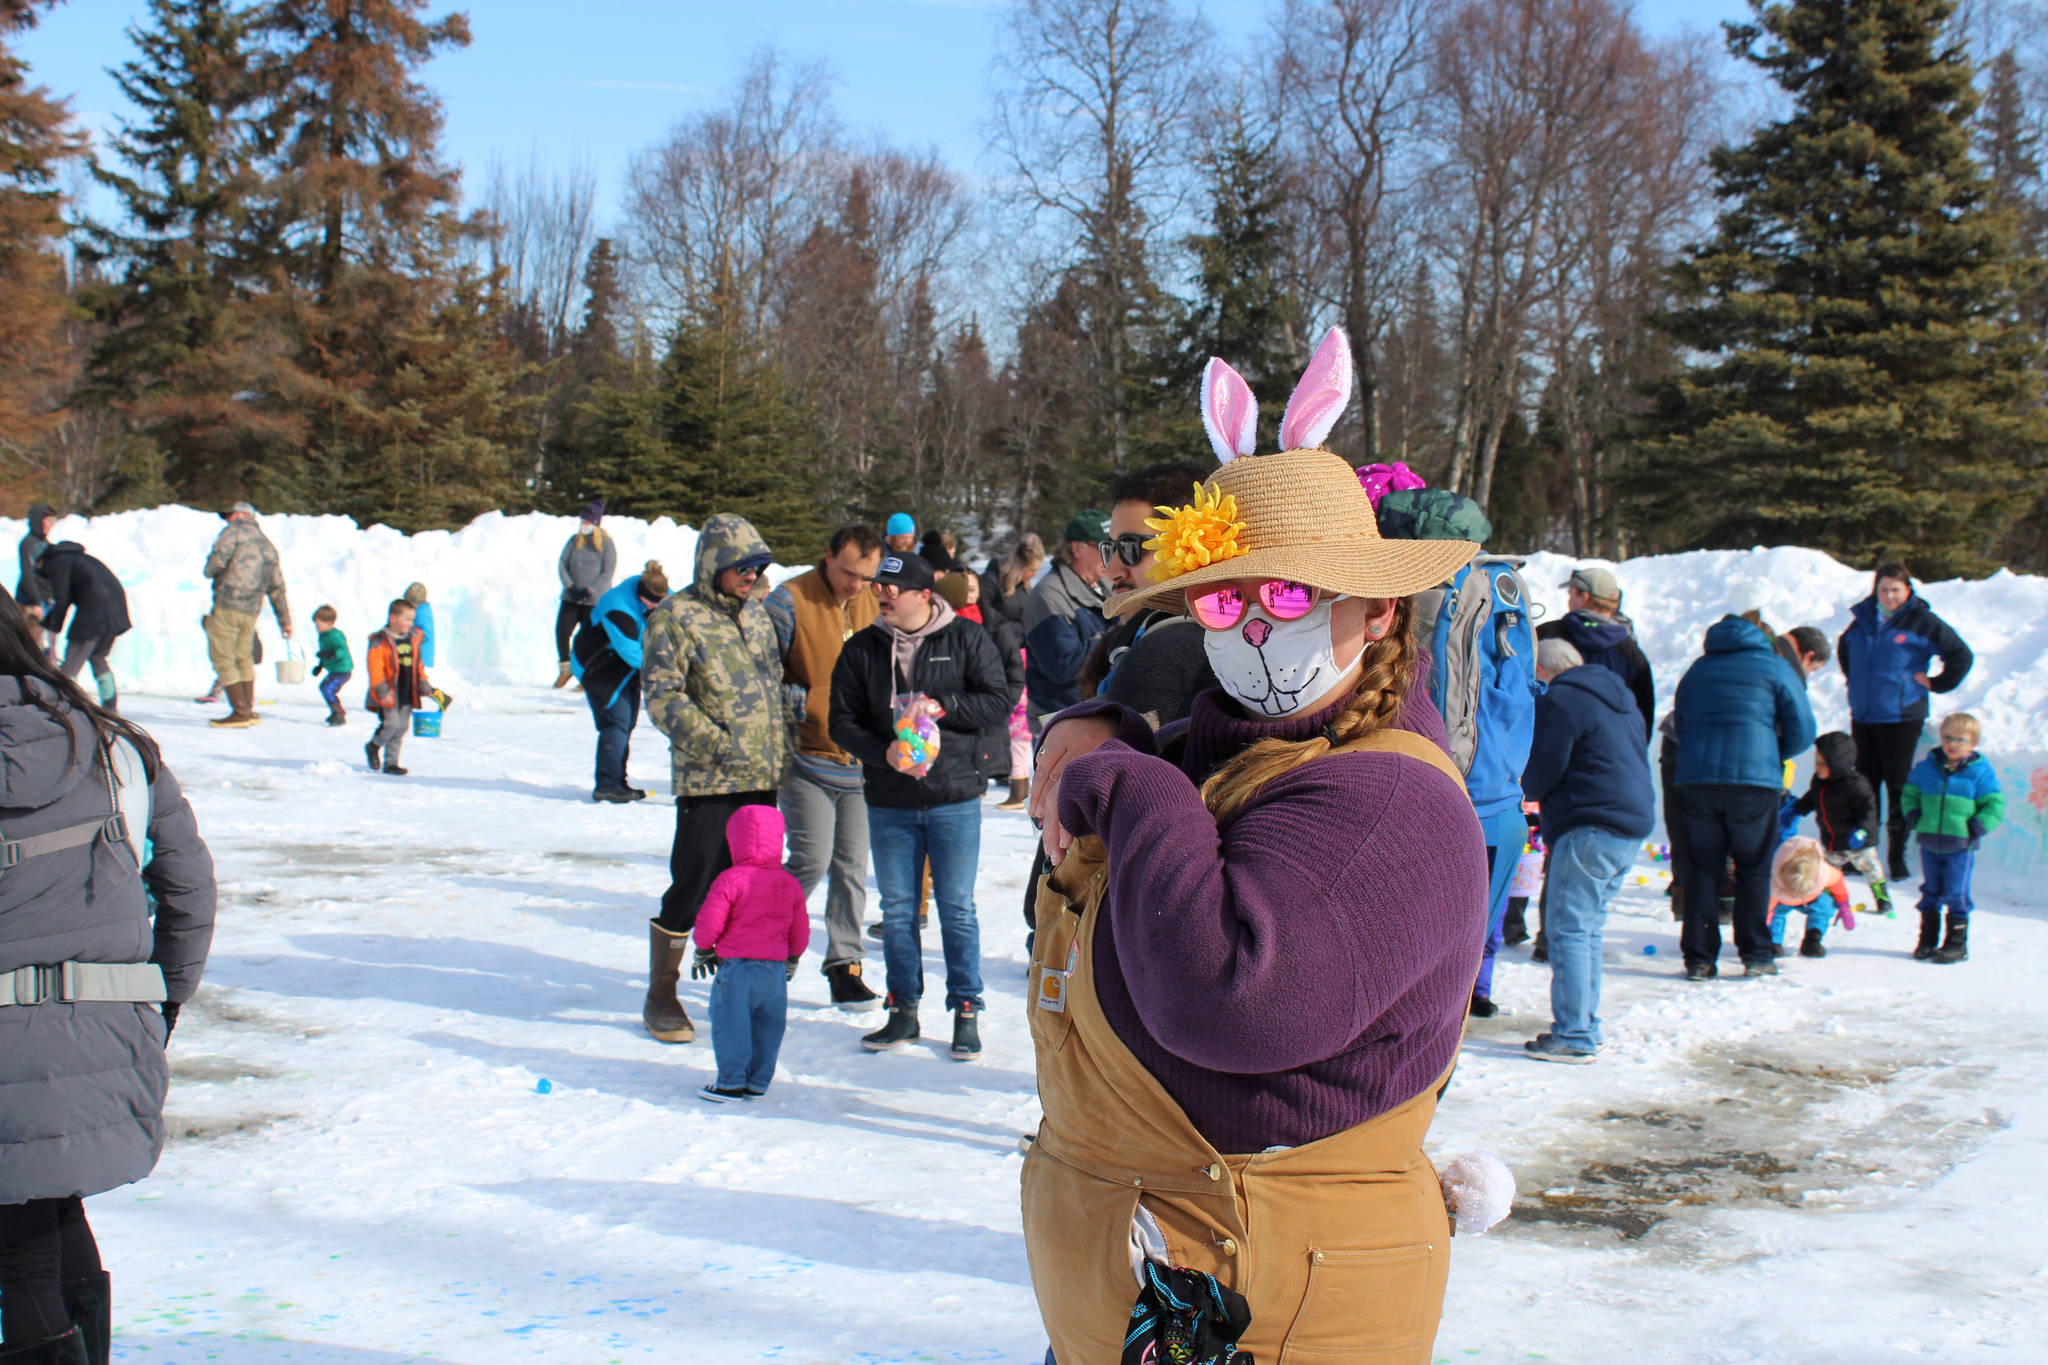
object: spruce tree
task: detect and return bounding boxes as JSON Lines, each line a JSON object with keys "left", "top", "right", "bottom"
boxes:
{"left": 79, "top": 0, "right": 284, "bottom": 507}
{"left": 1636, "top": 0, "right": 2044, "bottom": 577}
{"left": 0, "top": 0, "right": 83, "bottom": 453}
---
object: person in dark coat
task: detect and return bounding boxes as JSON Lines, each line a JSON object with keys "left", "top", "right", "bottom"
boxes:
{"left": 829, "top": 553, "right": 1011, "bottom": 1060}
{"left": 0, "top": 596, "right": 217, "bottom": 1363}
{"left": 1836, "top": 563, "right": 1973, "bottom": 881}
{"left": 14, "top": 505, "right": 56, "bottom": 615}
{"left": 1670, "top": 614, "right": 1817, "bottom": 980}
{"left": 1537, "top": 566, "right": 1654, "bottom": 736}
{"left": 37, "top": 543, "right": 132, "bottom": 712}
{"left": 1793, "top": 730, "right": 1891, "bottom": 910}
{"left": 1520, "top": 639, "right": 1656, "bottom": 1061}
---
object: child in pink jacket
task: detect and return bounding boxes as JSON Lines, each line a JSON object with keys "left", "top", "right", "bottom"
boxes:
{"left": 692, "top": 805, "right": 811, "bottom": 1102}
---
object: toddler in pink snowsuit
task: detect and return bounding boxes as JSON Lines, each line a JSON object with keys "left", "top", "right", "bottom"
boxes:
{"left": 692, "top": 805, "right": 811, "bottom": 1102}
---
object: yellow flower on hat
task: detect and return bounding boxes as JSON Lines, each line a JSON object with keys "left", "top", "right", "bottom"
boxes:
{"left": 1143, "top": 482, "right": 1249, "bottom": 583}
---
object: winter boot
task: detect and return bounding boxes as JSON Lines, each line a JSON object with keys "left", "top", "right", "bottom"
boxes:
{"left": 209, "top": 681, "right": 258, "bottom": 728}
{"left": 861, "top": 1000, "right": 920, "bottom": 1052}
{"left": 642, "top": 921, "right": 695, "bottom": 1043}
{"left": 826, "top": 961, "right": 882, "bottom": 1012}
{"left": 1913, "top": 910, "right": 1942, "bottom": 960}
{"left": 61, "top": 1271, "right": 109, "bottom": 1365}
{"left": 381, "top": 761, "right": 409, "bottom": 777}
{"left": 0, "top": 1327, "right": 89, "bottom": 1364}
{"left": 1930, "top": 912, "right": 1969, "bottom": 964}
{"left": 1530, "top": 929, "right": 1547, "bottom": 964}
{"left": 553, "top": 661, "right": 573, "bottom": 688}
{"left": 1501, "top": 900, "right": 1529, "bottom": 946}
{"left": 950, "top": 1003, "right": 982, "bottom": 1061}
{"left": 364, "top": 739, "right": 382, "bottom": 771}
{"left": 1468, "top": 995, "right": 1499, "bottom": 1018}
{"left": 593, "top": 787, "right": 636, "bottom": 803}
{"left": 1799, "top": 927, "right": 1827, "bottom": 958}
{"left": 996, "top": 778, "right": 1029, "bottom": 812}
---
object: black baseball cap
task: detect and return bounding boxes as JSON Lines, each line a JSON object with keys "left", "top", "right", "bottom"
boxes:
{"left": 873, "top": 553, "right": 935, "bottom": 592}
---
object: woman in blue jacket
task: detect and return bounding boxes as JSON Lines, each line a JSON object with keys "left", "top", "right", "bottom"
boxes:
{"left": 572, "top": 563, "right": 669, "bottom": 802}
{"left": 1671, "top": 614, "right": 1817, "bottom": 979}
{"left": 1836, "top": 563, "right": 1973, "bottom": 881}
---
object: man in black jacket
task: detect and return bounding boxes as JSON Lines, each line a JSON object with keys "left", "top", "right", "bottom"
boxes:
{"left": 39, "top": 542, "right": 132, "bottom": 710}
{"left": 830, "top": 553, "right": 1010, "bottom": 1061}
{"left": 1537, "top": 566, "right": 1655, "bottom": 738}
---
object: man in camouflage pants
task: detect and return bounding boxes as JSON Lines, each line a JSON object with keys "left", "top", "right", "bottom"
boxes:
{"left": 639, "top": 513, "right": 794, "bottom": 1043}
{"left": 203, "top": 501, "right": 292, "bottom": 728}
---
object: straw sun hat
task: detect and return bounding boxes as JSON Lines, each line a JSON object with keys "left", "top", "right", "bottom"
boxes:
{"left": 1111, "top": 328, "right": 1480, "bottom": 619}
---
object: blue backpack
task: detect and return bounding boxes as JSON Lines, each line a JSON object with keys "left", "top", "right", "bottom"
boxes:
{"left": 1409, "top": 555, "right": 1539, "bottom": 821}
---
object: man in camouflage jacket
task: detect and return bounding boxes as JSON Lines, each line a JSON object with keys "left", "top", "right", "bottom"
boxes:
{"left": 203, "top": 501, "right": 292, "bottom": 728}
{"left": 637, "top": 512, "right": 794, "bottom": 1042}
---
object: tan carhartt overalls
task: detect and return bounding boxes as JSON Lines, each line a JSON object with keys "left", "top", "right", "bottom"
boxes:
{"left": 1021, "top": 729, "right": 1466, "bottom": 1364}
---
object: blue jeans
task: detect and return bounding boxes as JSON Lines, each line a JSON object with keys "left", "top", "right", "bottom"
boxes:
{"left": 585, "top": 677, "right": 640, "bottom": 791}
{"left": 1474, "top": 804, "right": 1527, "bottom": 999}
{"left": 1917, "top": 845, "right": 1975, "bottom": 917}
{"left": 868, "top": 800, "right": 984, "bottom": 1010}
{"left": 1544, "top": 825, "right": 1636, "bottom": 1051}
{"left": 708, "top": 957, "right": 788, "bottom": 1092}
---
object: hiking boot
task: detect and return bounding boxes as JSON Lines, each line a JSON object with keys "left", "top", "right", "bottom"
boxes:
{"left": 1523, "top": 1032, "right": 1595, "bottom": 1064}
{"left": 1501, "top": 902, "right": 1528, "bottom": 946}
{"left": 2, "top": 1326, "right": 89, "bottom": 1364}
{"left": 1913, "top": 911, "right": 1942, "bottom": 960}
{"left": 1930, "top": 912, "right": 1969, "bottom": 964}
{"left": 642, "top": 920, "right": 695, "bottom": 1043}
{"left": 624, "top": 784, "right": 649, "bottom": 801}
{"left": 1770, "top": 942, "right": 1790, "bottom": 958}
{"left": 950, "top": 1003, "right": 982, "bottom": 1061}
{"left": 1684, "top": 960, "right": 1717, "bottom": 982}
{"left": 1468, "top": 995, "right": 1499, "bottom": 1019}
{"left": 697, "top": 1084, "right": 750, "bottom": 1104}
{"left": 593, "top": 787, "right": 636, "bottom": 803}
{"left": 996, "top": 778, "right": 1029, "bottom": 812}
{"left": 61, "top": 1270, "right": 109, "bottom": 1365}
{"left": 861, "top": 1001, "right": 920, "bottom": 1052}
{"left": 364, "top": 740, "right": 381, "bottom": 771}
{"left": 553, "top": 660, "right": 573, "bottom": 688}
{"left": 1743, "top": 957, "right": 1779, "bottom": 977}
{"left": 826, "top": 961, "right": 882, "bottom": 1012}
{"left": 382, "top": 763, "right": 408, "bottom": 777}
{"left": 1799, "top": 927, "right": 1827, "bottom": 958}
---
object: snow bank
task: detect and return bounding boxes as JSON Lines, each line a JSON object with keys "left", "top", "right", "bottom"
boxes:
{"left": 6, "top": 507, "right": 2045, "bottom": 889}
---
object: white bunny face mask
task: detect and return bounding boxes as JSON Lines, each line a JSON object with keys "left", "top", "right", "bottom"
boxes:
{"left": 1202, "top": 596, "right": 1365, "bottom": 719}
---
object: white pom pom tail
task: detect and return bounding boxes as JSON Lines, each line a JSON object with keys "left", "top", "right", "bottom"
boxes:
{"left": 1439, "top": 1151, "right": 1515, "bottom": 1234}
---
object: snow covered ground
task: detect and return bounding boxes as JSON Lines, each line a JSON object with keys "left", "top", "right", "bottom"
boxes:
{"left": 7, "top": 506, "right": 2046, "bottom": 1360}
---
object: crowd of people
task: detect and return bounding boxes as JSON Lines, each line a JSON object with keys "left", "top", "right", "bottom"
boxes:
{"left": 0, "top": 320, "right": 2013, "bottom": 1360}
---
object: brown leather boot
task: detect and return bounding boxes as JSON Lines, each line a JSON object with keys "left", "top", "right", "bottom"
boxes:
{"left": 996, "top": 777, "right": 1029, "bottom": 811}
{"left": 642, "top": 920, "right": 695, "bottom": 1043}
{"left": 210, "top": 680, "right": 260, "bottom": 728}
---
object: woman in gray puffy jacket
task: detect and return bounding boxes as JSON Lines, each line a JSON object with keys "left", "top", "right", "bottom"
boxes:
{"left": 0, "top": 596, "right": 217, "bottom": 1364}
{"left": 555, "top": 500, "right": 618, "bottom": 687}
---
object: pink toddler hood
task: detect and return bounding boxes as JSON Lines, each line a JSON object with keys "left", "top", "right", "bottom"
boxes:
{"left": 725, "top": 804, "right": 787, "bottom": 867}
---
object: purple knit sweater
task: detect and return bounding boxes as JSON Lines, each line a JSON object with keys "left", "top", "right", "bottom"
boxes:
{"left": 1054, "top": 681, "right": 1489, "bottom": 1154}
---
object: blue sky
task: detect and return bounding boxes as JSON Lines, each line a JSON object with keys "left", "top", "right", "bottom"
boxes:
{"left": 18, "top": 0, "right": 1750, "bottom": 231}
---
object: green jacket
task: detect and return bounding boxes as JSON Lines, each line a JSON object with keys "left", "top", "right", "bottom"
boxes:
{"left": 1901, "top": 749, "right": 2004, "bottom": 852}
{"left": 642, "top": 514, "right": 792, "bottom": 797}
{"left": 314, "top": 627, "right": 352, "bottom": 676}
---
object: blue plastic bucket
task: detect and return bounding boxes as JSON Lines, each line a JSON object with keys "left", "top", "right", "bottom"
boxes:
{"left": 411, "top": 710, "right": 442, "bottom": 738}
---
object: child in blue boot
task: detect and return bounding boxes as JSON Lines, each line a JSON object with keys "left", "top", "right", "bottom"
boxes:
{"left": 1901, "top": 712, "right": 2004, "bottom": 964}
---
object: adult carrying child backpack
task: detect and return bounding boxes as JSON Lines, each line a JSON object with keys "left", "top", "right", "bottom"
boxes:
{"left": 1375, "top": 488, "right": 1539, "bottom": 823}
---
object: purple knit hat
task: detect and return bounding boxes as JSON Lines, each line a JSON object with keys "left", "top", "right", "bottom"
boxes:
{"left": 581, "top": 499, "right": 605, "bottom": 526}
{"left": 1356, "top": 461, "right": 1426, "bottom": 510}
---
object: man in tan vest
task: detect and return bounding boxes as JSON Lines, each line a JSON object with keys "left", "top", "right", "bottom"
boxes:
{"left": 765, "top": 523, "right": 885, "bottom": 1009}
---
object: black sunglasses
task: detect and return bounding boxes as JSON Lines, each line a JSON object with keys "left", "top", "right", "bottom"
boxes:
{"left": 1096, "top": 533, "right": 1149, "bottom": 567}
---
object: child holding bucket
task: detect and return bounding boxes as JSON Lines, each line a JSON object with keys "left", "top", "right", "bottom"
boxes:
{"left": 364, "top": 598, "right": 432, "bottom": 776}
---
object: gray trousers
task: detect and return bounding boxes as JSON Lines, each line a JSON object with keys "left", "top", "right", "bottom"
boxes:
{"left": 59, "top": 636, "right": 115, "bottom": 702}
{"left": 373, "top": 706, "right": 412, "bottom": 766}
{"left": 780, "top": 759, "right": 869, "bottom": 970}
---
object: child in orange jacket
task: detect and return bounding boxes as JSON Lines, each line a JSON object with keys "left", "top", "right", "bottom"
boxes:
{"left": 364, "top": 598, "right": 431, "bottom": 776}
{"left": 1768, "top": 835, "right": 1854, "bottom": 959}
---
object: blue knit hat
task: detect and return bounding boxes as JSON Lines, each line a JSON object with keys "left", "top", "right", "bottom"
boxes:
{"left": 885, "top": 512, "right": 916, "bottom": 537}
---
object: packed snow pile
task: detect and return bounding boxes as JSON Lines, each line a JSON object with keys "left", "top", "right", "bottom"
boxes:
{"left": 7, "top": 507, "right": 2047, "bottom": 887}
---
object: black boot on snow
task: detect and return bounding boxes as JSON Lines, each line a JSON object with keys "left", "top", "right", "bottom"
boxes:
{"left": 1468, "top": 995, "right": 1499, "bottom": 1018}
{"left": 827, "top": 962, "right": 881, "bottom": 1012}
{"left": 950, "top": 1003, "right": 982, "bottom": 1061}
{"left": 1913, "top": 911, "right": 1942, "bottom": 960}
{"left": 0, "top": 1327, "right": 89, "bottom": 1364}
{"left": 1501, "top": 901, "right": 1528, "bottom": 946}
{"left": 61, "top": 1271, "right": 109, "bottom": 1365}
{"left": 861, "top": 1001, "right": 920, "bottom": 1052}
{"left": 1799, "top": 927, "right": 1827, "bottom": 958}
{"left": 1930, "top": 912, "right": 1969, "bottom": 964}
{"left": 364, "top": 740, "right": 381, "bottom": 771}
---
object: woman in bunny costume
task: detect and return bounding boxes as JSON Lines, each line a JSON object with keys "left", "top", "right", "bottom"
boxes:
{"left": 1020, "top": 329, "right": 1491, "bottom": 1363}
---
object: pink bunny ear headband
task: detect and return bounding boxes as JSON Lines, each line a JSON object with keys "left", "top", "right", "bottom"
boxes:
{"left": 1123, "top": 326, "right": 1477, "bottom": 619}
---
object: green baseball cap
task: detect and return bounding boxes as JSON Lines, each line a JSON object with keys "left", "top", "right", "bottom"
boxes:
{"left": 1063, "top": 508, "right": 1109, "bottom": 544}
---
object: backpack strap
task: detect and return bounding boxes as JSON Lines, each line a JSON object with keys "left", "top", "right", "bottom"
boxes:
{"left": 1331, "top": 727, "right": 1468, "bottom": 795}
{"left": 0, "top": 739, "right": 147, "bottom": 874}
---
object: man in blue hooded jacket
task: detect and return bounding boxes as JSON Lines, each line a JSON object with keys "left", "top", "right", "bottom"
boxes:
{"left": 1671, "top": 614, "right": 1817, "bottom": 979}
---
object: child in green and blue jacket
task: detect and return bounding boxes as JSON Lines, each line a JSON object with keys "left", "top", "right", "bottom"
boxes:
{"left": 312, "top": 605, "right": 353, "bottom": 727}
{"left": 1901, "top": 711, "right": 2003, "bottom": 964}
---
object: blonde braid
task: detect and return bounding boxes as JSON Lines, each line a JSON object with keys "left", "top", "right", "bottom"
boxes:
{"left": 1201, "top": 598, "right": 1418, "bottom": 824}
